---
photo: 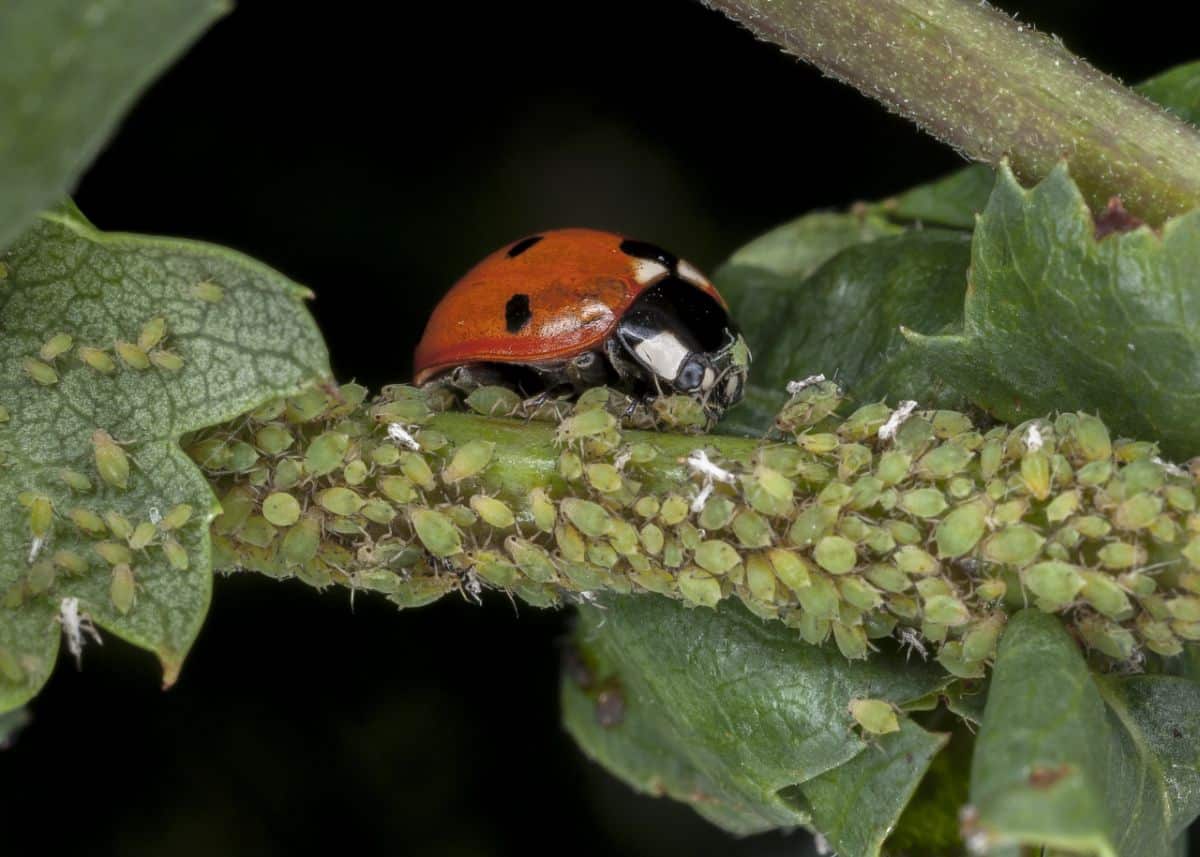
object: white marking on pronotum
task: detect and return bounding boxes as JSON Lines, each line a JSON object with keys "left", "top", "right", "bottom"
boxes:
{"left": 1023, "top": 423, "right": 1045, "bottom": 452}
{"left": 676, "top": 259, "right": 708, "bottom": 287}
{"left": 1153, "top": 456, "right": 1188, "bottom": 478}
{"left": 387, "top": 422, "right": 421, "bottom": 450}
{"left": 632, "top": 331, "right": 689, "bottom": 382}
{"left": 28, "top": 536, "right": 44, "bottom": 564}
{"left": 631, "top": 258, "right": 669, "bottom": 285}
{"left": 58, "top": 597, "right": 101, "bottom": 667}
{"left": 686, "top": 449, "right": 736, "bottom": 485}
{"left": 148, "top": 507, "right": 162, "bottom": 525}
{"left": 786, "top": 373, "right": 826, "bottom": 395}
{"left": 878, "top": 400, "right": 918, "bottom": 441}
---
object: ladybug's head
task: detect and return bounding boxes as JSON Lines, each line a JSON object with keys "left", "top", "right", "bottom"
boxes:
{"left": 615, "top": 277, "right": 750, "bottom": 419}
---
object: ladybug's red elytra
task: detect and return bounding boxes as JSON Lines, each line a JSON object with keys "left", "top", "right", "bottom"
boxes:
{"left": 413, "top": 228, "right": 750, "bottom": 419}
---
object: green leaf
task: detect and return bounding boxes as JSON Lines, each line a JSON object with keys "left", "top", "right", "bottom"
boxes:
{"left": 716, "top": 228, "right": 971, "bottom": 434}
{"left": 885, "top": 164, "right": 995, "bottom": 230}
{"left": 0, "top": 0, "right": 225, "bottom": 251}
{"left": 563, "top": 595, "right": 952, "bottom": 855}
{"left": 969, "top": 610, "right": 1200, "bottom": 855}
{"left": 906, "top": 162, "right": 1200, "bottom": 459}
{"left": 0, "top": 204, "right": 329, "bottom": 712}
{"left": 0, "top": 707, "right": 30, "bottom": 748}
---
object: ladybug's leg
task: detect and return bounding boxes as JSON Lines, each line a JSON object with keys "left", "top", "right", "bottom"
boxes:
{"left": 564, "top": 350, "right": 608, "bottom": 392}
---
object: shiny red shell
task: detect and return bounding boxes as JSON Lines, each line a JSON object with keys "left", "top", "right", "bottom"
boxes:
{"left": 412, "top": 228, "right": 726, "bottom": 384}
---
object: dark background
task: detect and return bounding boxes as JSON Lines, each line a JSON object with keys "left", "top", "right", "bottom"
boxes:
{"left": 3, "top": 1, "right": 1198, "bottom": 854}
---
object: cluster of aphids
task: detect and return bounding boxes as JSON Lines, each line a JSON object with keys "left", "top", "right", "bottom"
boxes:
{"left": 191, "top": 378, "right": 1200, "bottom": 677}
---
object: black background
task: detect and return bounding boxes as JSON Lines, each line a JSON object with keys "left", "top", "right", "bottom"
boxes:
{"left": 3, "top": 2, "right": 1198, "bottom": 855}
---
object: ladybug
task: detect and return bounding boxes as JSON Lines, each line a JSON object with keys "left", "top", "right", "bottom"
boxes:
{"left": 413, "top": 229, "right": 749, "bottom": 419}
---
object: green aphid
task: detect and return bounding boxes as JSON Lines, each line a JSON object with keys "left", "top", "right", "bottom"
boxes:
{"left": 796, "top": 574, "right": 840, "bottom": 620}
{"left": 894, "top": 545, "right": 939, "bottom": 576}
{"left": 92, "top": 429, "right": 130, "bottom": 490}
{"left": 693, "top": 540, "right": 740, "bottom": 575}
{"left": 875, "top": 450, "right": 912, "bottom": 485}
{"left": 586, "top": 541, "right": 619, "bottom": 569}
{"left": 369, "top": 442, "right": 400, "bottom": 467}
{"left": 609, "top": 520, "right": 640, "bottom": 556}
{"left": 128, "top": 521, "right": 157, "bottom": 550}
{"left": 268, "top": 459, "right": 301, "bottom": 490}
{"left": 556, "top": 408, "right": 617, "bottom": 444}
{"left": 838, "top": 402, "right": 891, "bottom": 441}
{"left": 839, "top": 576, "right": 882, "bottom": 611}
{"left": 409, "top": 509, "right": 462, "bottom": 557}
{"left": 992, "top": 498, "right": 1028, "bottom": 525}
{"left": 342, "top": 459, "right": 369, "bottom": 486}
{"left": 39, "top": 333, "right": 74, "bottom": 362}
{"left": 505, "top": 536, "right": 556, "bottom": 582}
{"left": 945, "top": 476, "right": 972, "bottom": 501}
{"left": 113, "top": 340, "right": 150, "bottom": 370}
{"left": 916, "top": 443, "right": 973, "bottom": 480}
{"left": 893, "top": 415, "right": 934, "bottom": 453}
{"left": 979, "top": 439, "right": 1004, "bottom": 480}
{"left": 1044, "top": 489, "right": 1080, "bottom": 524}
{"left": 558, "top": 449, "right": 584, "bottom": 481}
{"left": 585, "top": 462, "right": 623, "bottom": 494}
{"left": 471, "top": 495, "right": 516, "bottom": 530}
{"left": 554, "top": 522, "right": 588, "bottom": 562}
{"left": 677, "top": 566, "right": 723, "bottom": 608}
{"left": 397, "top": 452, "right": 435, "bottom": 491}
{"left": 754, "top": 465, "right": 795, "bottom": 505}
{"left": 23, "top": 357, "right": 58, "bottom": 385}
{"left": 281, "top": 515, "right": 321, "bottom": 565}
{"left": 639, "top": 523, "right": 665, "bottom": 555}
{"left": 931, "top": 410, "right": 974, "bottom": 439}
{"left": 317, "top": 486, "right": 364, "bottom": 516}
{"left": 848, "top": 476, "right": 884, "bottom": 511}
{"left": 528, "top": 488, "right": 557, "bottom": 533}
{"left": 676, "top": 521, "right": 703, "bottom": 551}
{"left": 304, "top": 431, "right": 349, "bottom": 476}
{"left": 157, "top": 503, "right": 192, "bottom": 531}
{"left": 377, "top": 475, "right": 416, "bottom": 504}
{"left": 442, "top": 439, "right": 495, "bottom": 484}
{"left": 654, "top": 494, "right": 686, "bottom": 527}
{"left": 886, "top": 520, "right": 923, "bottom": 546}
{"left": 77, "top": 345, "right": 117, "bottom": 374}
{"left": 559, "top": 497, "right": 611, "bottom": 538}
{"left": 474, "top": 552, "right": 521, "bottom": 588}
{"left": 1075, "top": 460, "right": 1112, "bottom": 488}
{"left": 899, "top": 487, "right": 947, "bottom": 519}
{"left": 627, "top": 442, "right": 658, "bottom": 466}
{"left": 786, "top": 505, "right": 833, "bottom": 549}
{"left": 286, "top": 388, "right": 331, "bottom": 423}
{"left": 848, "top": 698, "right": 900, "bottom": 735}
{"left": 146, "top": 349, "right": 183, "bottom": 372}
{"left": 227, "top": 441, "right": 260, "bottom": 473}
{"left": 630, "top": 564, "right": 676, "bottom": 596}
{"left": 1020, "top": 450, "right": 1052, "bottom": 500}
{"left": 923, "top": 593, "right": 970, "bottom": 626}
{"left": 936, "top": 641, "right": 986, "bottom": 679}
{"left": 0, "top": 404, "right": 8, "bottom": 423}
{"left": 697, "top": 496, "right": 735, "bottom": 530}
{"left": 814, "top": 535, "right": 856, "bottom": 574}
{"left": 1098, "top": 542, "right": 1145, "bottom": 570}
{"left": 732, "top": 509, "right": 773, "bottom": 548}
{"left": 1121, "top": 459, "right": 1165, "bottom": 494}
{"left": 70, "top": 507, "right": 107, "bottom": 536}
{"left": 238, "top": 516, "right": 279, "bottom": 548}
{"left": 27, "top": 560, "right": 56, "bottom": 594}
{"left": 1165, "top": 485, "right": 1196, "bottom": 513}
{"left": 818, "top": 482, "right": 853, "bottom": 509}
{"left": 464, "top": 385, "right": 522, "bottom": 416}
{"left": 162, "top": 537, "right": 189, "bottom": 570}
{"left": 652, "top": 394, "right": 708, "bottom": 429}
{"left": 263, "top": 492, "right": 302, "bottom": 526}
{"left": 838, "top": 443, "right": 872, "bottom": 480}
{"left": 361, "top": 499, "right": 396, "bottom": 525}
{"left": 1071, "top": 414, "right": 1112, "bottom": 461}
{"left": 864, "top": 562, "right": 910, "bottom": 593}
{"left": 797, "top": 432, "right": 839, "bottom": 455}
{"left": 744, "top": 553, "right": 778, "bottom": 603}
{"left": 135, "top": 316, "right": 167, "bottom": 352}
{"left": 29, "top": 495, "right": 53, "bottom": 539}
{"left": 1184, "top": 536, "right": 1200, "bottom": 569}
{"left": 110, "top": 564, "right": 137, "bottom": 614}
{"left": 832, "top": 622, "right": 869, "bottom": 660}
{"left": 1078, "top": 570, "right": 1133, "bottom": 618}
{"left": 1148, "top": 514, "right": 1180, "bottom": 543}
{"left": 982, "top": 525, "right": 1045, "bottom": 566}
{"left": 95, "top": 540, "right": 132, "bottom": 566}
{"left": 1114, "top": 493, "right": 1163, "bottom": 531}
{"left": 55, "top": 468, "right": 91, "bottom": 493}
{"left": 53, "top": 550, "right": 88, "bottom": 576}
{"left": 1068, "top": 515, "right": 1109, "bottom": 541}
{"left": 192, "top": 280, "right": 224, "bottom": 302}
{"left": 1078, "top": 615, "right": 1136, "bottom": 660}
{"left": 1166, "top": 596, "right": 1200, "bottom": 623}
{"left": 1023, "top": 561, "right": 1084, "bottom": 609}
{"left": 934, "top": 500, "right": 987, "bottom": 558}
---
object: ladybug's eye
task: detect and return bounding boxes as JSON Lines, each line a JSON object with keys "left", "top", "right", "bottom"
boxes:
{"left": 677, "top": 357, "right": 706, "bottom": 391}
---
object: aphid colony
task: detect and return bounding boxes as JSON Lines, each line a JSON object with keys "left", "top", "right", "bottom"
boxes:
{"left": 20, "top": 315, "right": 185, "bottom": 387}
{"left": 192, "top": 378, "right": 1200, "bottom": 677}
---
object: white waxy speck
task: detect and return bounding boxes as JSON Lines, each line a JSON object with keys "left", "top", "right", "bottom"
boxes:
{"left": 387, "top": 423, "right": 421, "bottom": 450}
{"left": 690, "top": 479, "right": 715, "bottom": 514}
{"left": 686, "top": 449, "right": 736, "bottom": 484}
{"left": 148, "top": 507, "right": 162, "bottom": 525}
{"left": 1024, "top": 423, "right": 1045, "bottom": 452}
{"left": 1153, "top": 456, "right": 1187, "bottom": 478}
{"left": 28, "top": 536, "right": 44, "bottom": 564}
{"left": 878, "top": 400, "right": 918, "bottom": 441}
{"left": 786, "top": 374, "right": 826, "bottom": 395}
{"left": 59, "top": 597, "right": 102, "bottom": 667}
{"left": 632, "top": 258, "right": 669, "bottom": 285}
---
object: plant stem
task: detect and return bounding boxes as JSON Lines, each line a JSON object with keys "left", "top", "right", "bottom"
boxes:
{"left": 701, "top": 0, "right": 1200, "bottom": 224}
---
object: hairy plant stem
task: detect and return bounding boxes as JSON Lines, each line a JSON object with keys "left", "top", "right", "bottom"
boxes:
{"left": 701, "top": 0, "right": 1200, "bottom": 224}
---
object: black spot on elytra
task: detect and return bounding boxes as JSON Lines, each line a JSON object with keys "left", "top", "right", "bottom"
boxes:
{"left": 505, "top": 293, "right": 532, "bottom": 333}
{"left": 619, "top": 238, "right": 677, "bottom": 271}
{"left": 506, "top": 235, "right": 543, "bottom": 258}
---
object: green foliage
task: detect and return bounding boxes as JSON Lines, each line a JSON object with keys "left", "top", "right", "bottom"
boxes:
{"left": 908, "top": 162, "right": 1200, "bottom": 459}
{"left": 562, "top": 596, "right": 950, "bottom": 849}
{"left": 0, "top": 205, "right": 329, "bottom": 711}
{"left": 0, "top": 0, "right": 225, "bottom": 251}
